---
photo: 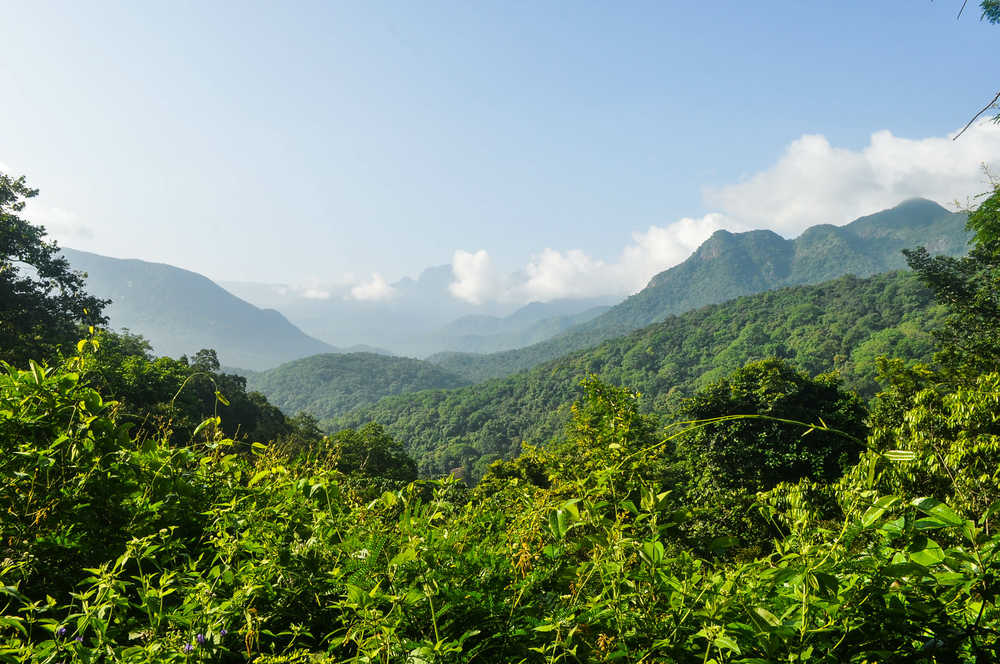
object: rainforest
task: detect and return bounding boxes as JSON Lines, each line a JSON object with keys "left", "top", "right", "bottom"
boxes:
{"left": 4, "top": 2, "right": 1000, "bottom": 662}
{"left": 4, "top": 161, "right": 1000, "bottom": 662}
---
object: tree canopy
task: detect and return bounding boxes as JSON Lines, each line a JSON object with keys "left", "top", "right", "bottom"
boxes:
{"left": 0, "top": 172, "right": 107, "bottom": 365}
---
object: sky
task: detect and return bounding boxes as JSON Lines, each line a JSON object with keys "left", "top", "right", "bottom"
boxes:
{"left": 2, "top": 1, "right": 999, "bottom": 306}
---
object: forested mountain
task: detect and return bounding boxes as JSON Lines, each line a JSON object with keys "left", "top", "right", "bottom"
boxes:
{"left": 431, "top": 198, "right": 968, "bottom": 382}
{"left": 337, "top": 270, "right": 943, "bottom": 479}
{"left": 245, "top": 352, "right": 471, "bottom": 420}
{"left": 61, "top": 248, "right": 340, "bottom": 370}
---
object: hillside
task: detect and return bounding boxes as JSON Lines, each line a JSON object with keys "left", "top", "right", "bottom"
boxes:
{"left": 431, "top": 199, "right": 967, "bottom": 382}
{"left": 336, "top": 270, "right": 943, "bottom": 479}
{"left": 62, "top": 248, "right": 338, "bottom": 370}
{"left": 245, "top": 352, "right": 471, "bottom": 420}
{"left": 430, "top": 299, "right": 613, "bottom": 354}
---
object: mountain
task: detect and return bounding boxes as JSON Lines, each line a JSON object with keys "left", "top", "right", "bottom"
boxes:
{"left": 223, "top": 272, "right": 619, "bottom": 357}
{"left": 245, "top": 353, "right": 471, "bottom": 420}
{"left": 429, "top": 198, "right": 968, "bottom": 382}
{"left": 62, "top": 248, "right": 340, "bottom": 370}
{"left": 336, "top": 270, "right": 943, "bottom": 479}
{"left": 429, "top": 298, "right": 614, "bottom": 354}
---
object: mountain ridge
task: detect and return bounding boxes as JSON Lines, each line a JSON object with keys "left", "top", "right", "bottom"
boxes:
{"left": 62, "top": 248, "right": 342, "bottom": 370}
{"left": 430, "top": 198, "right": 968, "bottom": 382}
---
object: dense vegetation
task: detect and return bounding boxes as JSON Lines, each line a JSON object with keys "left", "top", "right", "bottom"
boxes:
{"left": 431, "top": 198, "right": 968, "bottom": 383}
{"left": 337, "top": 270, "right": 944, "bottom": 479}
{"left": 0, "top": 174, "right": 108, "bottom": 366}
{"left": 4, "top": 181, "right": 1000, "bottom": 660}
{"left": 245, "top": 353, "right": 471, "bottom": 421}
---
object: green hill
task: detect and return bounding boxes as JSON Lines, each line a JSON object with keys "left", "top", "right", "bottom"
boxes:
{"left": 246, "top": 352, "right": 471, "bottom": 420}
{"left": 430, "top": 199, "right": 967, "bottom": 382}
{"left": 336, "top": 270, "right": 943, "bottom": 479}
{"left": 61, "top": 248, "right": 340, "bottom": 370}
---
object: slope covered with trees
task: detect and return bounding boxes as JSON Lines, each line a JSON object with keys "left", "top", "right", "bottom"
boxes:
{"left": 5, "top": 185, "right": 1000, "bottom": 663}
{"left": 337, "top": 270, "right": 944, "bottom": 479}
{"left": 61, "top": 247, "right": 339, "bottom": 370}
{"left": 432, "top": 198, "right": 967, "bottom": 382}
{"left": 245, "top": 352, "right": 471, "bottom": 420}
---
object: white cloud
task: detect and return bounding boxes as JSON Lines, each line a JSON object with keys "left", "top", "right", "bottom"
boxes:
{"left": 25, "top": 204, "right": 95, "bottom": 242}
{"left": 350, "top": 273, "right": 396, "bottom": 301}
{"left": 301, "top": 287, "right": 332, "bottom": 300}
{"left": 706, "top": 118, "right": 1000, "bottom": 236}
{"left": 448, "top": 119, "right": 1000, "bottom": 306}
{"left": 449, "top": 213, "right": 727, "bottom": 304}
{"left": 449, "top": 249, "right": 506, "bottom": 304}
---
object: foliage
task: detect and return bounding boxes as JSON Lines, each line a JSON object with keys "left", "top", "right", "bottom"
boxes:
{"left": 327, "top": 422, "right": 418, "bottom": 482}
{"left": 246, "top": 353, "right": 470, "bottom": 422}
{"left": 86, "top": 329, "right": 297, "bottom": 445}
{"left": 0, "top": 172, "right": 107, "bottom": 365}
{"left": 338, "top": 271, "right": 943, "bottom": 479}
{"left": 433, "top": 199, "right": 967, "bottom": 383}
{"left": 676, "top": 359, "right": 867, "bottom": 494}
{"left": 904, "top": 184, "right": 1000, "bottom": 379}
{"left": 5, "top": 345, "right": 1000, "bottom": 662}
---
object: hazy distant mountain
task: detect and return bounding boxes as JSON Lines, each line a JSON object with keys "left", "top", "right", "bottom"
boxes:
{"left": 223, "top": 270, "right": 619, "bottom": 357}
{"left": 245, "top": 352, "right": 471, "bottom": 420}
{"left": 430, "top": 198, "right": 969, "bottom": 382}
{"left": 62, "top": 248, "right": 341, "bottom": 370}
{"left": 431, "top": 298, "right": 614, "bottom": 354}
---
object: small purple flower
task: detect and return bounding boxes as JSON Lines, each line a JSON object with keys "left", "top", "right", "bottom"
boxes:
{"left": 182, "top": 643, "right": 194, "bottom": 653}
{"left": 220, "top": 629, "right": 228, "bottom": 637}
{"left": 195, "top": 633, "right": 206, "bottom": 646}
{"left": 56, "top": 626, "right": 68, "bottom": 638}
{"left": 74, "top": 636, "right": 83, "bottom": 643}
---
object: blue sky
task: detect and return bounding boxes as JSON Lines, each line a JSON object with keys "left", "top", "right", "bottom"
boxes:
{"left": 2, "top": 1, "right": 998, "bottom": 303}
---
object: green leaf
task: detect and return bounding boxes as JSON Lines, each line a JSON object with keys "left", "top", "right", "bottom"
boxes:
{"left": 713, "top": 635, "right": 741, "bottom": 654}
{"left": 754, "top": 607, "right": 781, "bottom": 627}
{"left": 192, "top": 416, "right": 220, "bottom": 437}
{"left": 913, "top": 517, "right": 949, "bottom": 531}
{"left": 861, "top": 495, "right": 901, "bottom": 529}
{"left": 548, "top": 509, "right": 571, "bottom": 540}
{"left": 214, "top": 390, "right": 230, "bottom": 406}
{"left": 907, "top": 536, "right": 946, "bottom": 567}
{"left": 912, "top": 497, "right": 964, "bottom": 527}
{"left": 710, "top": 536, "right": 738, "bottom": 553}
{"left": 640, "top": 540, "right": 665, "bottom": 567}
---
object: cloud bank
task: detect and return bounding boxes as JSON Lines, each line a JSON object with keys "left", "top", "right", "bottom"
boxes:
{"left": 350, "top": 273, "right": 396, "bottom": 302}
{"left": 449, "top": 119, "right": 1000, "bottom": 305}
{"left": 706, "top": 120, "right": 1000, "bottom": 236}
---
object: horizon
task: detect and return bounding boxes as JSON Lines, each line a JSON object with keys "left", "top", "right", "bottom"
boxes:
{"left": 3, "top": 1, "right": 999, "bottom": 307}
{"left": 60, "top": 193, "right": 960, "bottom": 311}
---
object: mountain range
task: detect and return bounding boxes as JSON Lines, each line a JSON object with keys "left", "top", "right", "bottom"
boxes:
{"left": 428, "top": 198, "right": 969, "bottom": 382}
{"left": 222, "top": 273, "right": 619, "bottom": 358}
{"left": 335, "top": 270, "right": 944, "bottom": 479}
{"left": 64, "top": 198, "right": 967, "bottom": 380}
{"left": 61, "top": 248, "right": 350, "bottom": 370}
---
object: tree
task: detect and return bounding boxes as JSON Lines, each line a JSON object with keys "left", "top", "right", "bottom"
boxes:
{"left": 0, "top": 172, "right": 107, "bottom": 365}
{"left": 675, "top": 358, "right": 867, "bottom": 495}
{"left": 903, "top": 184, "right": 1000, "bottom": 378}
{"left": 329, "top": 422, "right": 417, "bottom": 482}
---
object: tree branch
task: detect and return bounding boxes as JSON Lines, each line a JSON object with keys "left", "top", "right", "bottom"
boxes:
{"left": 954, "top": 91, "right": 1000, "bottom": 140}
